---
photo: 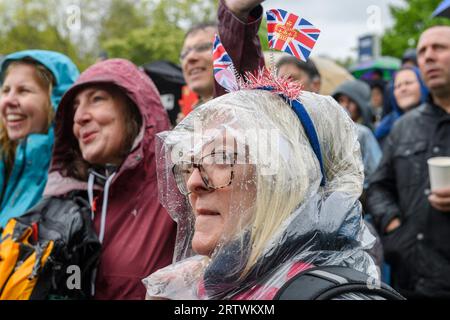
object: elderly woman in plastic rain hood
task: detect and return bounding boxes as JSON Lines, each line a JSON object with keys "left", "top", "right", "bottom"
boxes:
{"left": 143, "top": 77, "right": 384, "bottom": 300}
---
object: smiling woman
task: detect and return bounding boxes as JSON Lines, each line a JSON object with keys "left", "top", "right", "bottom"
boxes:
{"left": 65, "top": 84, "right": 142, "bottom": 180}
{"left": 39, "top": 58, "right": 177, "bottom": 300}
{"left": 374, "top": 66, "right": 429, "bottom": 145}
{"left": 1, "top": 61, "right": 52, "bottom": 141}
{"left": 73, "top": 86, "right": 129, "bottom": 165}
{"left": 0, "top": 50, "right": 79, "bottom": 227}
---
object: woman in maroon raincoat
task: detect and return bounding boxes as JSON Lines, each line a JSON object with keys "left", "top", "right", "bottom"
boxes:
{"left": 43, "top": 59, "right": 176, "bottom": 299}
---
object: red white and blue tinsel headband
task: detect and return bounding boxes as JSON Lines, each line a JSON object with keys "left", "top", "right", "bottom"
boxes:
{"left": 212, "top": 9, "right": 325, "bottom": 185}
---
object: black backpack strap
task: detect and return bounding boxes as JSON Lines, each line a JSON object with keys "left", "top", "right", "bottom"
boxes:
{"left": 19, "top": 195, "right": 100, "bottom": 300}
{"left": 274, "top": 265, "right": 405, "bottom": 300}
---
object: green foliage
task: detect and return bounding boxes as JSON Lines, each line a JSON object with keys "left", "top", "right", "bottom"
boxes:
{"left": 0, "top": 0, "right": 218, "bottom": 69}
{"left": 382, "top": 0, "right": 450, "bottom": 58}
{"left": 156, "top": 0, "right": 217, "bottom": 27}
{"left": 0, "top": 0, "right": 81, "bottom": 64}
{"left": 102, "top": 25, "right": 185, "bottom": 66}
{"left": 99, "top": 0, "right": 217, "bottom": 65}
{"left": 98, "top": 0, "right": 147, "bottom": 43}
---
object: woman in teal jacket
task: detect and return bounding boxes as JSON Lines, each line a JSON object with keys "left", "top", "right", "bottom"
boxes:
{"left": 0, "top": 50, "right": 79, "bottom": 227}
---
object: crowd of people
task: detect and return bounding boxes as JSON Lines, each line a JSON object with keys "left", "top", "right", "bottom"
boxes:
{"left": 0, "top": 0, "right": 449, "bottom": 300}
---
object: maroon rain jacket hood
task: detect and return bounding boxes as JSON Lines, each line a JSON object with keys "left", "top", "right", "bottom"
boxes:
{"left": 45, "top": 59, "right": 176, "bottom": 299}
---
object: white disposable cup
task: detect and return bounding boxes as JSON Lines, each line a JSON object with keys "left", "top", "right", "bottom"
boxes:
{"left": 427, "top": 157, "right": 450, "bottom": 190}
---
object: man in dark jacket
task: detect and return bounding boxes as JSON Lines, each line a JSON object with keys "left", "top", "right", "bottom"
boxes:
{"left": 366, "top": 26, "right": 450, "bottom": 299}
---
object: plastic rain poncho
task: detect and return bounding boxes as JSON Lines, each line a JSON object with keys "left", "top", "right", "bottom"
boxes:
{"left": 143, "top": 89, "right": 379, "bottom": 300}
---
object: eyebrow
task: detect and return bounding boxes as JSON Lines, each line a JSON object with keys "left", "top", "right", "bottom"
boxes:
{"left": 3, "top": 80, "right": 37, "bottom": 88}
{"left": 73, "top": 89, "right": 92, "bottom": 106}
{"left": 74, "top": 88, "right": 102, "bottom": 104}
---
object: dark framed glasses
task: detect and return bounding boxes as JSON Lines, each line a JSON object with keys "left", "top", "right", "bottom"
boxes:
{"left": 179, "top": 42, "right": 213, "bottom": 61}
{"left": 172, "top": 151, "right": 238, "bottom": 195}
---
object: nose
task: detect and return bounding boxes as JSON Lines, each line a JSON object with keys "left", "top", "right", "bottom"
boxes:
{"left": 340, "top": 101, "right": 350, "bottom": 110}
{"left": 0, "top": 90, "right": 19, "bottom": 110}
{"left": 396, "top": 83, "right": 405, "bottom": 91}
{"left": 73, "top": 102, "right": 91, "bottom": 127}
{"left": 186, "top": 167, "right": 209, "bottom": 195}
{"left": 184, "top": 47, "right": 203, "bottom": 65}
{"left": 421, "top": 46, "right": 436, "bottom": 63}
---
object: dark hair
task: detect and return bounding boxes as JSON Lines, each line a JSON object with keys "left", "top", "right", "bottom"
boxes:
{"left": 368, "top": 79, "right": 386, "bottom": 91}
{"left": 63, "top": 85, "right": 142, "bottom": 180}
{"left": 276, "top": 56, "right": 320, "bottom": 80}
{"left": 402, "top": 48, "right": 417, "bottom": 66}
{"left": 373, "top": 69, "right": 384, "bottom": 79}
{"left": 184, "top": 22, "right": 217, "bottom": 40}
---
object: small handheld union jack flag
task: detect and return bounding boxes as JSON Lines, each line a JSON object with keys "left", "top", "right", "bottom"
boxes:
{"left": 212, "top": 34, "right": 238, "bottom": 92}
{"left": 266, "top": 9, "right": 320, "bottom": 62}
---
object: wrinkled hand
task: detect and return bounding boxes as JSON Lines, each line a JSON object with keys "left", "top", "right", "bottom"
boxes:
{"left": 224, "top": 0, "right": 265, "bottom": 21}
{"left": 429, "top": 186, "right": 450, "bottom": 212}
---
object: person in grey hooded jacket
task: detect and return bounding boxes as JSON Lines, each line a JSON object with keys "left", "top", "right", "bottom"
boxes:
{"left": 332, "top": 80, "right": 382, "bottom": 187}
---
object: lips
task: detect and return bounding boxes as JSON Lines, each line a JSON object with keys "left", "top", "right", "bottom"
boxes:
{"left": 399, "top": 95, "right": 413, "bottom": 100}
{"left": 397, "top": 95, "right": 415, "bottom": 104}
{"left": 5, "top": 112, "right": 27, "bottom": 125}
{"left": 425, "top": 68, "right": 441, "bottom": 78}
{"left": 194, "top": 208, "right": 221, "bottom": 233}
{"left": 6, "top": 113, "right": 26, "bottom": 121}
{"left": 81, "top": 131, "right": 98, "bottom": 144}
{"left": 4, "top": 113, "right": 27, "bottom": 130}
{"left": 196, "top": 208, "right": 220, "bottom": 216}
{"left": 188, "top": 67, "right": 206, "bottom": 78}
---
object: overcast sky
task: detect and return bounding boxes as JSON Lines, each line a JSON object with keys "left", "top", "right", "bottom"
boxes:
{"left": 262, "top": 0, "right": 407, "bottom": 61}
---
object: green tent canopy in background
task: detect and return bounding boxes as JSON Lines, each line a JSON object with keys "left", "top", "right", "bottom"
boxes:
{"left": 349, "top": 56, "right": 401, "bottom": 81}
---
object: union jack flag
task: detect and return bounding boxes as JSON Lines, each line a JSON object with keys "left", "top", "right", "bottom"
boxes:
{"left": 266, "top": 9, "right": 320, "bottom": 61}
{"left": 212, "top": 34, "right": 238, "bottom": 91}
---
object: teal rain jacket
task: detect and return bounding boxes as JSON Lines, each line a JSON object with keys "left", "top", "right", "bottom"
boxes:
{"left": 0, "top": 50, "right": 79, "bottom": 227}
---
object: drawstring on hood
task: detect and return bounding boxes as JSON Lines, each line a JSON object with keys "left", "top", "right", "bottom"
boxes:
{"left": 87, "top": 165, "right": 117, "bottom": 296}
{"left": 87, "top": 166, "right": 117, "bottom": 242}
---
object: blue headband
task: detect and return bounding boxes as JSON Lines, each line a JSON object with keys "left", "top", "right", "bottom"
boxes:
{"left": 257, "top": 86, "right": 326, "bottom": 186}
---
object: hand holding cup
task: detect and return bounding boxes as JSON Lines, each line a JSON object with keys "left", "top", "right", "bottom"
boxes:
{"left": 428, "top": 157, "right": 450, "bottom": 212}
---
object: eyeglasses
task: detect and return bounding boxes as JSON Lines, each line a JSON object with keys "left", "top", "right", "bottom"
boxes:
{"left": 172, "top": 151, "right": 238, "bottom": 195}
{"left": 179, "top": 42, "right": 213, "bottom": 61}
